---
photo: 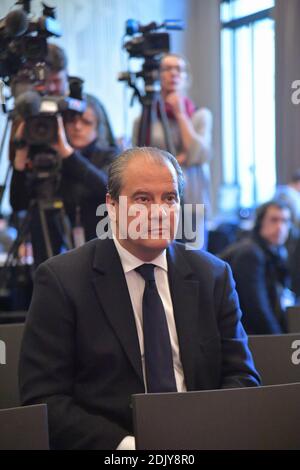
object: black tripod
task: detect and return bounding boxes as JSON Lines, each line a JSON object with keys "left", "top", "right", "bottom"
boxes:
{"left": 0, "top": 174, "right": 74, "bottom": 311}
{"left": 0, "top": 111, "right": 13, "bottom": 209}
{"left": 5, "top": 197, "right": 73, "bottom": 266}
{"left": 133, "top": 59, "right": 176, "bottom": 155}
{"left": 2, "top": 171, "right": 73, "bottom": 273}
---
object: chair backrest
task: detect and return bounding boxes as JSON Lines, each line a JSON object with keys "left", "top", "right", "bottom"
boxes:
{"left": 248, "top": 333, "right": 300, "bottom": 385}
{"left": 0, "top": 311, "right": 26, "bottom": 324}
{"left": 287, "top": 306, "right": 300, "bottom": 333}
{"left": 0, "top": 404, "right": 49, "bottom": 450}
{"left": 133, "top": 383, "right": 300, "bottom": 450}
{"left": 0, "top": 323, "right": 25, "bottom": 408}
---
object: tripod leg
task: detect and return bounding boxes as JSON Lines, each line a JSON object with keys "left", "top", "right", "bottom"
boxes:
{"left": 4, "top": 219, "right": 29, "bottom": 268}
{"left": 157, "top": 96, "right": 176, "bottom": 156}
{"left": 0, "top": 117, "right": 11, "bottom": 168}
{"left": 137, "top": 105, "right": 152, "bottom": 146}
{"left": 0, "top": 207, "right": 33, "bottom": 289}
{"left": 57, "top": 207, "right": 74, "bottom": 251}
{"left": 0, "top": 117, "right": 13, "bottom": 210}
{"left": 138, "top": 92, "right": 176, "bottom": 155}
{"left": 38, "top": 202, "right": 54, "bottom": 259}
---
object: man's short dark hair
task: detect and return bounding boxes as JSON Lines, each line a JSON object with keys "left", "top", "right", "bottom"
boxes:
{"left": 46, "top": 43, "right": 68, "bottom": 72}
{"left": 253, "top": 200, "right": 291, "bottom": 235}
{"left": 291, "top": 169, "right": 300, "bottom": 183}
{"left": 107, "top": 147, "right": 184, "bottom": 200}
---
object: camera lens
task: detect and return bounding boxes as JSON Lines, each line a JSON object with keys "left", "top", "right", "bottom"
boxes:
{"left": 24, "top": 115, "right": 58, "bottom": 145}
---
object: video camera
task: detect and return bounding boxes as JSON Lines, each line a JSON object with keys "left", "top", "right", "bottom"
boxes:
{"left": 13, "top": 81, "right": 86, "bottom": 184}
{"left": 0, "top": 0, "right": 61, "bottom": 90}
{"left": 0, "top": 0, "right": 86, "bottom": 194}
{"left": 119, "top": 19, "right": 184, "bottom": 102}
{"left": 123, "top": 19, "right": 173, "bottom": 58}
{"left": 14, "top": 79, "right": 86, "bottom": 146}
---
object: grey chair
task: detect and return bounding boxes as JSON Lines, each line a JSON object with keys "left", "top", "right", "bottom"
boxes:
{"left": 133, "top": 383, "right": 300, "bottom": 450}
{"left": 287, "top": 306, "right": 300, "bottom": 333}
{"left": 248, "top": 333, "right": 300, "bottom": 385}
{"left": 0, "top": 404, "right": 49, "bottom": 450}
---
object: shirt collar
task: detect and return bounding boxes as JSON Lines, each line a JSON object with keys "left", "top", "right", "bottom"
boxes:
{"left": 113, "top": 236, "right": 168, "bottom": 274}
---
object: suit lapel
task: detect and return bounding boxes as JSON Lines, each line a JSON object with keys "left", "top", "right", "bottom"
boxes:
{"left": 167, "top": 244, "right": 200, "bottom": 390}
{"left": 91, "top": 238, "right": 144, "bottom": 385}
{"left": 91, "top": 239, "right": 202, "bottom": 391}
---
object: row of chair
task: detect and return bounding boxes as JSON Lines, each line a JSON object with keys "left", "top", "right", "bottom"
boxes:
{"left": 0, "top": 306, "right": 300, "bottom": 449}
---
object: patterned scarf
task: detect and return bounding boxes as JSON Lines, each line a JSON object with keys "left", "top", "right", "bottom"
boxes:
{"left": 160, "top": 96, "right": 196, "bottom": 120}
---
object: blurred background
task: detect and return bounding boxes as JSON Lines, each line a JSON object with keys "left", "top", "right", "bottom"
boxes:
{"left": 0, "top": 0, "right": 300, "bottom": 314}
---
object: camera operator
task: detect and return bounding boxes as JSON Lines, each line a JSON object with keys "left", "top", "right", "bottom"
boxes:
{"left": 10, "top": 93, "right": 118, "bottom": 266}
{"left": 43, "top": 43, "right": 116, "bottom": 147}
{"left": 44, "top": 43, "right": 69, "bottom": 97}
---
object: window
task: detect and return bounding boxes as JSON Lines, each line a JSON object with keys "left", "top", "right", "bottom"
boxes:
{"left": 221, "top": 0, "right": 275, "bottom": 209}
{"left": 221, "top": 0, "right": 275, "bottom": 22}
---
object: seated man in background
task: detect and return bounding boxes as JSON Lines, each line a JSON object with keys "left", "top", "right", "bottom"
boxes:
{"left": 220, "top": 201, "right": 294, "bottom": 335}
{"left": 44, "top": 43, "right": 69, "bottom": 96}
{"left": 19, "top": 147, "right": 260, "bottom": 450}
{"left": 274, "top": 170, "right": 300, "bottom": 300}
{"left": 274, "top": 170, "right": 300, "bottom": 227}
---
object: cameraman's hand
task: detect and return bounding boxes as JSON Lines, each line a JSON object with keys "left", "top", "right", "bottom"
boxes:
{"left": 14, "top": 121, "right": 29, "bottom": 171}
{"left": 51, "top": 115, "right": 74, "bottom": 159}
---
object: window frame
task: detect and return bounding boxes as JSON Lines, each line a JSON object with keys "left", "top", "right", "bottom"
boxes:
{"left": 220, "top": 1, "right": 275, "bottom": 210}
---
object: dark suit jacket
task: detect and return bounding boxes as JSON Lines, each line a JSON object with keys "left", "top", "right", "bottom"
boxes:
{"left": 19, "top": 238, "right": 260, "bottom": 450}
{"left": 220, "top": 235, "right": 289, "bottom": 334}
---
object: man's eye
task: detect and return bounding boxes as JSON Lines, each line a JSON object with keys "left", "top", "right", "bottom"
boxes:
{"left": 165, "top": 195, "right": 177, "bottom": 203}
{"left": 135, "top": 196, "right": 149, "bottom": 203}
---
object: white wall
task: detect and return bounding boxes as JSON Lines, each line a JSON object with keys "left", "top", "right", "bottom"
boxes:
{"left": 184, "top": 0, "right": 222, "bottom": 217}
{"left": 0, "top": 0, "right": 187, "bottom": 138}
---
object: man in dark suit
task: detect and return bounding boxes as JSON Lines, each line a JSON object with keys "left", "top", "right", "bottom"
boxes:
{"left": 19, "top": 147, "right": 260, "bottom": 450}
{"left": 219, "top": 201, "right": 293, "bottom": 334}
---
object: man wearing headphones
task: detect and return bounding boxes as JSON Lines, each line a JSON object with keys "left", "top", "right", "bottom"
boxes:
{"left": 219, "top": 201, "right": 294, "bottom": 334}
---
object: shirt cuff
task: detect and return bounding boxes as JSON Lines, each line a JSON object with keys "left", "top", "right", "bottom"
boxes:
{"left": 116, "top": 435, "right": 136, "bottom": 450}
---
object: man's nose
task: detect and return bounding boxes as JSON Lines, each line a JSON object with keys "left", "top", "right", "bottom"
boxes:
{"left": 278, "top": 220, "right": 287, "bottom": 229}
{"left": 149, "top": 204, "right": 169, "bottom": 219}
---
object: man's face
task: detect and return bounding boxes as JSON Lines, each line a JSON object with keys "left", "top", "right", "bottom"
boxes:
{"left": 293, "top": 180, "right": 300, "bottom": 193}
{"left": 45, "top": 69, "right": 69, "bottom": 96}
{"left": 107, "top": 155, "right": 180, "bottom": 261}
{"left": 259, "top": 205, "right": 291, "bottom": 246}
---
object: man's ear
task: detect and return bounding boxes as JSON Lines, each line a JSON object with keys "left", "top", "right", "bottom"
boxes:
{"left": 106, "top": 193, "right": 117, "bottom": 221}
{"left": 106, "top": 193, "right": 113, "bottom": 206}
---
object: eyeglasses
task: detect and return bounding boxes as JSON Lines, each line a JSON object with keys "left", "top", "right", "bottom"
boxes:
{"left": 160, "top": 65, "right": 187, "bottom": 74}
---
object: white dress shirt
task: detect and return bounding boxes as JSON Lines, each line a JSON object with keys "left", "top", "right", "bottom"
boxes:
{"left": 114, "top": 237, "right": 186, "bottom": 451}
{"left": 113, "top": 236, "right": 186, "bottom": 393}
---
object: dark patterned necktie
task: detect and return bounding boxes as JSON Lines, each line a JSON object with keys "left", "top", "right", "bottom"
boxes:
{"left": 135, "top": 264, "right": 177, "bottom": 393}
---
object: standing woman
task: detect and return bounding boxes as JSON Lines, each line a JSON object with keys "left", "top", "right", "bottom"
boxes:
{"left": 134, "top": 53, "right": 213, "bottom": 247}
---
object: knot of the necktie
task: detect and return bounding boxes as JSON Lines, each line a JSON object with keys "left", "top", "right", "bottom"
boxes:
{"left": 135, "top": 264, "right": 156, "bottom": 282}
